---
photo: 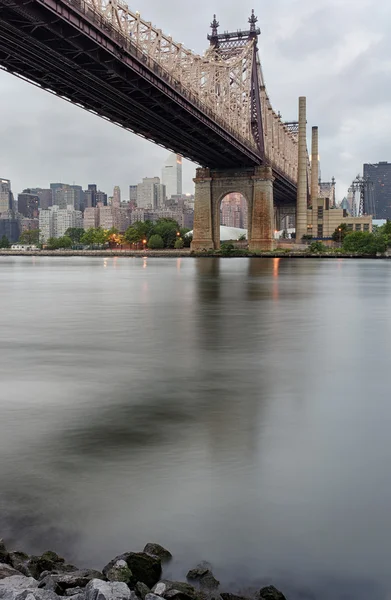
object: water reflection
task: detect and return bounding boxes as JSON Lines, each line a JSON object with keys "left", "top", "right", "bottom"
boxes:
{"left": 0, "top": 257, "right": 391, "bottom": 600}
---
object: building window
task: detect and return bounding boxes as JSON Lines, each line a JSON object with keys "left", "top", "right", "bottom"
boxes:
{"left": 317, "top": 207, "right": 323, "bottom": 219}
{"left": 317, "top": 224, "right": 323, "bottom": 238}
{"left": 364, "top": 223, "right": 370, "bottom": 231}
{"left": 347, "top": 224, "right": 353, "bottom": 231}
{"left": 355, "top": 224, "right": 361, "bottom": 231}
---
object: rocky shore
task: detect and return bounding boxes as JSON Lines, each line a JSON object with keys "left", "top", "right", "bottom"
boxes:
{"left": 0, "top": 541, "right": 286, "bottom": 600}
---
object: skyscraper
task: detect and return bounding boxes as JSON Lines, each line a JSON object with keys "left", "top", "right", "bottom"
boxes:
{"left": 17, "top": 192, "right": 39, "bottom": 218}
{"left": 112, "top": 186, "right": 121, "bottom": 208}
{"left": 364, "top": 162, "right": 391, "bottom": 219}
{"left": 137, "top": 177, "right": 165, "bottom": 209}
{"left": 161, "top": 153, "right": 182, "bottom": 200}
{"left": 0, "top": 178, "right": 11, "bottom": 214}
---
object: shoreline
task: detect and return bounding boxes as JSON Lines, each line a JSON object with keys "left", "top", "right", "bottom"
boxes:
{"left": 0, "top": 541, "right": 286, "bottom": 600}
{"left": 0, "top": 249, "right": 390, "bottom": 259}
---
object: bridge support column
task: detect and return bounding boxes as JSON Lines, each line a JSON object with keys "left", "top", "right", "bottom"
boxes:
{"left": 249, "top": 166, "right": 275, "bottom": 252}
{"left": 191, "top": 168, "right": 215, "bottom": 251}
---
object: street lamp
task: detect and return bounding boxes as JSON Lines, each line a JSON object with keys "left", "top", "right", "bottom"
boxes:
{"left": 143, "top": 238, "right": 147, "bottom": 250}
{"left": 338, "top": 227, "right": 342, "bottom": 245}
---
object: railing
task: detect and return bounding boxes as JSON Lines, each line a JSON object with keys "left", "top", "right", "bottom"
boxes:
{"left": 57, "top": 0, "right": 259, "bottom": 156}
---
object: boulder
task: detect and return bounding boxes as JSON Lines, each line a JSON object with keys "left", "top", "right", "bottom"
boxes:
{"left": 64, "top": 589, "right": 84, "bottom": 597}
{"left": 38, "top": 570, "right": 104, "bottom": 594}
{"left": 9, "top": 554, "right": 31, "bottom": 577}
{"left": 103, "top": 555, "right": 161, "bottom": 590}
{"left": 142, "top": 547, "right": 171, "bottom": 565}
{"left": 85, "top": 579, "right": 134, "bottom": 600}
{"left": 104, "top": 562, "right": 132, "bottom": 585}
{"left": 0, "top": 575, "right": 39, "bottom": 600}
{"left": 259, "top": 588, "right": 286, "bottom": 600}
{"left": 0, "top": 542, "right": 10, "bottom": 566}
{"left": 152, "top": 581, "right": 197, "bottom": 600}
{"left": 27, "top": 554, "right": 77, "bottom": 580}
{"left": 0, "top": 564, "right": 22, "bottom": 579}
{"left": 14, "top": 591, "right": 61, "bottom": 600}
{"left": 135, "top": 584, "right": 149, "bottom": 600}
{"left": 186, "top": 565, "right": 219, "bottom": 590}
{"left": 145, "top": 595, "right": 162, "bottom": 600}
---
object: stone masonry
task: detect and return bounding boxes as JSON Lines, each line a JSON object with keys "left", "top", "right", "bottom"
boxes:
{"left": 191, "top": 166, "right": 275, "bottom": 252}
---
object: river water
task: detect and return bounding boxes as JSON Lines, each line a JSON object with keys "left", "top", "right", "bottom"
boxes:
{"left": 1, "top": 256, "right": 391, "bottom": 599}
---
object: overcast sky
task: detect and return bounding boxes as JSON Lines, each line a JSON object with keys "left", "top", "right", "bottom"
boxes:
{"left": 0, "top": 0, "right": 390, "bottom": 201}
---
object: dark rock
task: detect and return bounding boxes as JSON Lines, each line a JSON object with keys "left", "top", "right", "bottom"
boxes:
{"left": 39, "top": 570, "right": 104, "bottom": 594}
{"left": 27, "top": 553, "right": 77, "bottom": 580}
{"left": 65, "top": 589, "right": 84, "bottom": 597}
{"left": 13, "top": 591, "right": 60, "bottom": 600}
{"left": 8, "top": 554, "right": 31, "bottom": 577}
{"left": 142, "top": 547, "right": 171, "bottom": 565}
{"left": 135, "top": 584, "right": 150, "bottom": 600}
{"left": 145, "top": 595, "right": 162, "bottom": 600}
{"left": 85, "top": 579, "right": 133, "bottom": 600}
{"left": 220, "top": 594, "right": 250, "bottom": 600}
{"left": 152, "top": 581, "right": 197, "bottom": 600}
{"left": 0, "top": 564, "right": 22, "bottom": 579}
{"left": 259, "top": 588, "right": 286, "bottom": 600}
{"left": 186, "top": 565, "right": 219, "bottom": 590}
{"left": 104, "top": 561, "right": 132, "bottom": 585}
{"left": 104, "top": 555, "right": 161, "bottom": 590}
{"left": 0, "top": 541, "right": 10, "bottom": 566}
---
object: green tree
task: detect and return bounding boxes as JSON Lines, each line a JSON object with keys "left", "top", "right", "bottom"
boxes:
{"left": 148, "top": 234, "right": 164, "bottom": 249}
{"left": 80, "top": 228, "right": 96, "bottom": 246}
{"left": 309, "top": 241, "right": 327, "bottom": 253}
{"left": 331, "top": 223, "right": 349, "bottom": 243}
{"left": 93, "top": 227, "right": 108, "bottom": 246}
{"left": 378, "top": 220, "right": 391, "bottom": 247}
{"left": 174, "top": 237, "right": 184, "bottom": 249}
{"left": 46, "top": 237, "right": 60, "bottom": 250}
{"left": 0, "top": 235, "right": 10, "bottom": 248}
{"left": 343, "top": 231, "right": 386, "bottom": 255}
{"left": 152, "top": 218, "right": 179, "bottom": 248}
{"left": 65, "top": 227, "right": 85, "bottom": 243}
{"left": 124, "top": 221, "right": 154, "bottom": 244}
{"left": 238, "top": 233, "right": 247, "bottom": 241}
{"left": 19, "top": 229, "right": 40, "bottom": 245}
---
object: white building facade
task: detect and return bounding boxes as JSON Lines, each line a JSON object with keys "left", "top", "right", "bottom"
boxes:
{"left": 161, "top": 153, "right": 182, "bottom": 200}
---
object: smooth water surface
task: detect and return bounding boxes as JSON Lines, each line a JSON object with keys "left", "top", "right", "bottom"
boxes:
{"left": 1, "top": 256, "right": 391, "bottom": 599}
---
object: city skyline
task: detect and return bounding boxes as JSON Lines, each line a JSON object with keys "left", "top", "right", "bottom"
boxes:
{"left": 1, "top": 0, "right": 390, "bottom": 201}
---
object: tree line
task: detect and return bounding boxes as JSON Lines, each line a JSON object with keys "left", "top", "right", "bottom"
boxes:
{"left": 10, "top": 219, "right": 191, "bottom": 250}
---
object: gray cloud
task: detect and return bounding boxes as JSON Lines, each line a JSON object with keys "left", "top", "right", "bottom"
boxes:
{"left": 1, "top": 0, "right": 391, "bottom": 200}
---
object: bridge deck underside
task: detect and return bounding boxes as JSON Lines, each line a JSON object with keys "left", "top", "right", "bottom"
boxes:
{"left": 0, "top": 0, "right": 297, "bottom": 204}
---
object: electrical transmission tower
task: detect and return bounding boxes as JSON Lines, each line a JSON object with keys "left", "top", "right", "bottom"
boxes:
{"left": 349, "top": 175, "right": 375, "bottom": 217}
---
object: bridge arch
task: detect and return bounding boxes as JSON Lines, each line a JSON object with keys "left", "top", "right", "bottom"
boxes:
{"left": 191, "top": 166, "right": 274, "bottom": 252}
{"left": 215, "top": 192, "right": 249, "bottom": 247}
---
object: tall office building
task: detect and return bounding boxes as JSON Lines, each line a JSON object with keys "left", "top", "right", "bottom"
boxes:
{"left": 112, "top": 186, "right": 121, "bottom": 208}
{"left": 364, "top": 162, "right": 391, "bottom": 219}
{"left": 129, "top": 185, "right": 137, "bottom": 203}
{"left": 137, "top": 177, "right": 165, "bottom": 209}
{"left": 220, "top": 193, "right": 248, "bottom": 229}
{"left": 17, "top": 192, "right": 39, "bottom": 218}
{"left": 0, "top": 178, "right": 12, "bottom": 214}
{"left": 39, "top": 205, "right": 82, "bottom": 242}
{"left": 161, "top": 153, "right": 182, "bottom": 200}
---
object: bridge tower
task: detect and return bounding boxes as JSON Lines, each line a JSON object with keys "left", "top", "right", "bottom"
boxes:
{"left": 191, "top": 11, "right": 275, "bottom": 252}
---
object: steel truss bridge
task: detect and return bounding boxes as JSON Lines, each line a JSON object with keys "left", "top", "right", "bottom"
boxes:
{"left": 0, "top": 0, "right": 301, "bottom": 203}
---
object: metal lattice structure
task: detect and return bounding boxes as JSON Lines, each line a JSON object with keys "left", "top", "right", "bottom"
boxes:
{"left": 350, "top": 175, "right": 375, "bottom": 217}
{"left": 71, "top": 0, "right": 300, "bottom": 182}
{"left": 0, "top": 0, "right": 301, "bottom": 197}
